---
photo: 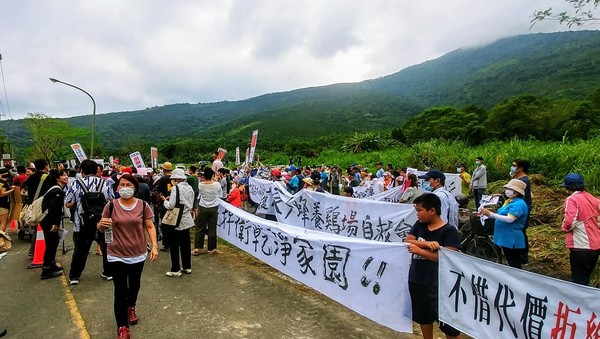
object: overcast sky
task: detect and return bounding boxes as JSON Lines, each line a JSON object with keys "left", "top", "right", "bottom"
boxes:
{"left": 0, "top": 0, "right": 578, "bottom": 119}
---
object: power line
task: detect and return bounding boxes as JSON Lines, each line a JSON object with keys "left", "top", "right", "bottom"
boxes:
{"left": 0, "top": 53, "right": 12, "bottom": 120}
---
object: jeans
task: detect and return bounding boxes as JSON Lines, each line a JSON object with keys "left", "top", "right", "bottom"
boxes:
{"left": 165, "top": 227, "right": 191, "bottom": 272}
{"left": 196, "top": 206, "right": 218, "bottom": 251}
{"left": 109, "top": 260, "right": 145, "bottom": 328}
{"left": 570, "top": 249, "right": 600, "bottom": 286}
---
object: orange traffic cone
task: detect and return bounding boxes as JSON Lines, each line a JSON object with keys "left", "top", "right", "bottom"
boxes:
{"left": 7, "top": 220, "right": 18, "bottom": 234}
{"left": 27, "top": 225, "right": 45, "bottom": 269}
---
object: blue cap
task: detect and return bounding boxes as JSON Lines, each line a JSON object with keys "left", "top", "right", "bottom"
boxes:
{"left": 418, "top": 169, "right": 446, "bottom": 181}
{"left": 288, "top": 165, "right": 297, "bottom": 172}
{"left": 561, "top": 173, "right": 584, "bottom": 187}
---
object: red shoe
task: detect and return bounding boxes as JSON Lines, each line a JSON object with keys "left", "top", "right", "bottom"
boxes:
{"left": 117, "top": 326, "right": 130, "bottom": 339}
{"left": 127, "top": 306, "right": 138, "bottom": 325}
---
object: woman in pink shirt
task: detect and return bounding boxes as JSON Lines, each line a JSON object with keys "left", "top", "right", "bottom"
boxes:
{"left": 560, "top": 173, "right": 600, "bottom": 286}
{"left": 98, "top": 174, "right": 158, "bottom": 339}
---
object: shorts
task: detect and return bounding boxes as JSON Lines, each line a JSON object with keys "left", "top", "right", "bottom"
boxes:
{"left": 409, "top": 282, "right": 461, "bottom": 337}
{"left": 0, "top": 207, "right": 8, "bottom": 216}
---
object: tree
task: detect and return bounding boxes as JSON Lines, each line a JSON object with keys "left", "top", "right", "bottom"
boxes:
{"left": 402, "top": 106, "right": 486, "bottom": 145}
{"left": 24, "top": 112, "right": 84, "bottom": 164}
{"left": 532, "top": 0, "right": 600, "bottom": 27}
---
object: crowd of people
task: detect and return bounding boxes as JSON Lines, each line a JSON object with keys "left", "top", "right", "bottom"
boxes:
{"left": 0, "top": 152, "right": 598, "bottom": 339}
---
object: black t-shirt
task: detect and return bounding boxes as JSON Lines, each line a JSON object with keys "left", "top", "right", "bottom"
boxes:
{"left": 156, "top": 175, "right": 172, "bottom": 197}
{"left": 408, "top": 221, "right": 461, "bottom": 286}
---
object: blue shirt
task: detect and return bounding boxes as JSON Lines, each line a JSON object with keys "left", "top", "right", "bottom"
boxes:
{"left": 493, "top": 197, "right": 528, "bottom": 249}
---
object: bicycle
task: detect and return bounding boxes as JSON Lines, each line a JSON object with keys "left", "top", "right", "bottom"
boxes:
{"left": 458, "top": 208, "right": 502, "bottom": 263}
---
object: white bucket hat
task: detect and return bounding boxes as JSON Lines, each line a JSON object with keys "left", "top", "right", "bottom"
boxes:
{"left": 170, "top": 169, "right": 187, "bottom": 180}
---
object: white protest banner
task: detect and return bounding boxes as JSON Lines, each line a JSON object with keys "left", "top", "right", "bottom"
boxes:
{"left": 69, "top": 159, "right": 76, "bottom": 169}
{"left": 70, "top": 143, "right": 87, "bottom": 162}
{"left": 351, "top": 185, "right": 377, "bottom": 199}
{"left": 407, "top": 167, "right": 462, "bottom": 196}
{"left": 150, "top": 147, "right": 158, "bottom": 169}
{"left": 248, "top": 130, "right": 258, "bottom": 163}
{"left": 235, "top": 147, "right": 240, "bottom": 165}
{"left": 366, "top": 185, "right": 405, "bottom": 203}
{"left": 249, "top": 177, "right": 416, "bottom": 242}
{"left": 109, "top": 156, "right": 114, "bottom": 165}
{"left": 217, "top": 201, "right": 413, "bottom": 333}
{"left": 282, "top": 189, "right": 416, "bottom": 242}
{"left": 439, "top": 248, "right": 600, "bottom": 339}
{"left": 129, "top": 151, "right": 146, "bottom": 169}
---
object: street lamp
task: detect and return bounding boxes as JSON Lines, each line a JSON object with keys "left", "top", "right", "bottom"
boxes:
{"left": 49, "top": 77, "right": 96, "bottom": 158}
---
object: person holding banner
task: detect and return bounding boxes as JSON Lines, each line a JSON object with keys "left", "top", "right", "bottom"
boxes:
{"left": 405, "top": 193, "right": 461, "bottom": 339}
{"left": 560, "top": 173, "right": 600, "bottom": 286}
{"left": 481, "top": 179, "right": 528, "bottom": 269}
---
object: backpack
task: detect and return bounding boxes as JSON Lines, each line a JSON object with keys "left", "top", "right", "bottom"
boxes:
{"left": 77, "top": 178, "right": 107, "bottom": 228}
{"left": 23, "top": 185, "right": 61, "bottom": 228}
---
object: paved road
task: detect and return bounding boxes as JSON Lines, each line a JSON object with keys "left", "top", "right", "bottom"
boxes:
{"left": 0, "top": 220, "right": 423, "bottom": 339}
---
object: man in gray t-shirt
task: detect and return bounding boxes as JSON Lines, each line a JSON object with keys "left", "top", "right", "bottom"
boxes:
{"left": 470, "top": 156, "right": 487, "bottom": 209}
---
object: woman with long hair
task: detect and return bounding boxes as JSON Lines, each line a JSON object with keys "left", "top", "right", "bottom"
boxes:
{"left": 40, "top": 169, "right": 68, "bottom": 280}
{"left": 399, "top": 173, "right": 419, "bottom": 204}
{"left": 97, "top": 174, "right": 158, "bottom": 339}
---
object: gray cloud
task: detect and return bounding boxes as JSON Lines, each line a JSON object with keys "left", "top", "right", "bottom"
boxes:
{"left": 0, "top": 0, "right": 575, "bottom": 119}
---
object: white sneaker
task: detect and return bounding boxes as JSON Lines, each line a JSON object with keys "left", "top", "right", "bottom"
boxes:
{"left": 180, "top": 269, "right": 192, "bottom": 274}
{"left": 165, "top": 271, "right": 182, "bottom": 277}
{"left": 100, "top": 273, "right": 113, "bottom": 281}
{"left": 69, "top": 279, "right": 80, "bottom": 285}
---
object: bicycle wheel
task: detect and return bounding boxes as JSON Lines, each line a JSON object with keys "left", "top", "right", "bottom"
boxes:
{"left": 466, "top": 237, "right": 501, "bottom": 263}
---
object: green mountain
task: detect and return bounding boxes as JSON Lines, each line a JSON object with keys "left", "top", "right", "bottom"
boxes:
{"left": 5, "top": 30, "right": 600, "bottom": 152}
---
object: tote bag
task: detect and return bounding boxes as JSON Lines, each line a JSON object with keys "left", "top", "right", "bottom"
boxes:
{"left": 161, "top": 188, "right": 182, "bottom": 227}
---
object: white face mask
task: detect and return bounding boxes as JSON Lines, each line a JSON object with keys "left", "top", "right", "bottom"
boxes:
{"left": 456, "top": 168, "right": 462, "bottom": 173}
{"left": 504, "top": 189, "right": 516, "bottom": 198}
{"left": 119, "top": 187, "right": 135, "bottom": 199}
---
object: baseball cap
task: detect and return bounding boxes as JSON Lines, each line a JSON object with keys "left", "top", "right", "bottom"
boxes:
{"left": 418, "top": 169, "right": 446, "bottom": 181}
{"left": 561, "top": 173, "right": 584, "bottom": 188}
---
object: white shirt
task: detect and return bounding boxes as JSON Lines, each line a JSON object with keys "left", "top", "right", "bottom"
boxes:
{"left": 433, "top": 187, "right": 459, "bottom": 228}
{"left": 198, "top": 181, "right": 223, "bottom": 208}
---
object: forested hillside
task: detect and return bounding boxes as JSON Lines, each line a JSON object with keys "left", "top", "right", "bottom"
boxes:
{"left": 3, "top": 30, "right": 600, "bottom": 161}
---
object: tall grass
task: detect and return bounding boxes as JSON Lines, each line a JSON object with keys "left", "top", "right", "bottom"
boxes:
{"left": 269, "top": 137, "right": 600, "bottom": 193}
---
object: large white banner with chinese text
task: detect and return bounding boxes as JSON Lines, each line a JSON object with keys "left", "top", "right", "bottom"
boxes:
{"left": 439, "top": 248, "right": 600, "bottom": 339}
{"left": 249, "top": 177, "right": 417, "bottom": 242}
{"left": 217, "top": 201, "right": 413, "bottom": 333}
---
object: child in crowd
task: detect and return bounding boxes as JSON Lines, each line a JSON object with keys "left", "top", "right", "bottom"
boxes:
{"left": 405, "top": 193, "right": 462, "bottom": 339}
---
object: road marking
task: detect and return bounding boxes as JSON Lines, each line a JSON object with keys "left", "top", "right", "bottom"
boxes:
{"left": 60, "top": 275, "right": 91, "bottom": 339}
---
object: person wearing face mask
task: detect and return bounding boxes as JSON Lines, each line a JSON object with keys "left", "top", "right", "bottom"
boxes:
{"left": 456, "top": 163, "right": 471, "bottom": 196}
{"left": 469, "top": 157, "right": 487, "bottom": 210}
{"left": 510, "top": 159, "right": 532, "bottom": 265}
{"left": 418, "top": 170, "right": 459, "bottom": 229}
{"left": 97, "top": 174, "right": 158, "bottom": 338}
{"left": 481, "top": 179, "right": 528, "bottom": 269}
